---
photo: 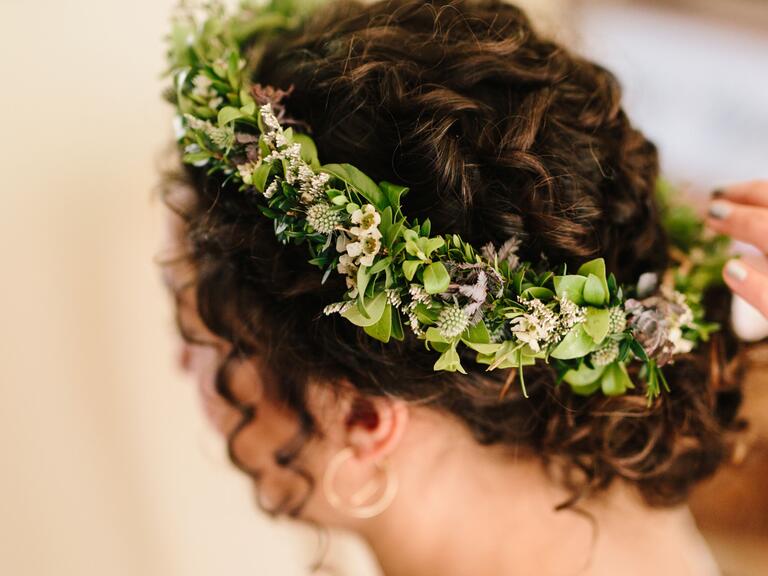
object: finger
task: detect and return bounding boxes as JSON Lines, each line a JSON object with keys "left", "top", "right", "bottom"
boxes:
{"left": 713, "top": 180, "right": 768, "bottom": 208}
{"left": 706, "top": 199, "right": 768, "bottom": 254}
{"left": 723, "top": 259, "right": 768, "bottom": 319}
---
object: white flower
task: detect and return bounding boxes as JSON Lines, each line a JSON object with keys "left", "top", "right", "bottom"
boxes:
{"left": 351, "top": 204, "right": 381, "bottom": 234}
{"left": 345, "top": 240, "right": 363, "bottom": 258}
{"left": 237, "top": 162, "right": 257, "bottom": 184}
{"left": 509, "top": 297, "right": 559, "bottom": 353}
{"left": 358, "top": 235, "right": 381, "bottom": 266}
{"left": 264, "top": 180, "right": 278, "bottom": 198}
{"left": 337, "top": 253, "right": 357, "bottom": 276}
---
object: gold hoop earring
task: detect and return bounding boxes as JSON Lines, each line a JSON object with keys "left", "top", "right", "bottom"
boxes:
{"left": 322, "top": 447, "right": 398, "bottom": 519}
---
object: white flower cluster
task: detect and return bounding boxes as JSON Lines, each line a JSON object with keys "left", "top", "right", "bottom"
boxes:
{"left": 509, "top": 296, "right": 586, "bottom": 353}
{"left": 403, "top": 284, "right": 433, "bottom": 336}
{"left": 665, "top": 289, "right": 695, "bottom": 354}
{"left": 255, "top": 103, "right": 330, "bottom": 201}
{"left": 336, "top": 203, "right": 383, "bottom": 278}
{"left": 183, "top": 113, "right": 234, "bottom": 150}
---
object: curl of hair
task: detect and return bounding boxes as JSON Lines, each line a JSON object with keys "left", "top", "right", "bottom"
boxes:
{"left": 161, "top": 0, "right": 747, "bottom": 513}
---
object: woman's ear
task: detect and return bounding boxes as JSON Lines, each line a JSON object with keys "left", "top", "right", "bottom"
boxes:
{"left": 343, "top": 394, "right": 409, "bottom": 462}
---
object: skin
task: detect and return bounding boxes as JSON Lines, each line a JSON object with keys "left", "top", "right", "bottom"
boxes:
{"left": 706, "top": 179, "right": 768, "bottom": 319}
{"left": 159, "top": 204, "right": 722, "bottom": 576}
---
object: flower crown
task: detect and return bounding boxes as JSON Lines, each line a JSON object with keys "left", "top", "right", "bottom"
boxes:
{"left": 163, "top": 0, "right": 730, "bottom": 403}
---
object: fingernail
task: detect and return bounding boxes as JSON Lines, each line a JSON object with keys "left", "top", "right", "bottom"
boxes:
{"left": 711, "top": 188, "right": 727, "bottom": 199}
{"left": 708, "top": 201, "right": 732, "bottom": 220}
{"left": 725, "top": 260, "right": 748, "bottom": 282}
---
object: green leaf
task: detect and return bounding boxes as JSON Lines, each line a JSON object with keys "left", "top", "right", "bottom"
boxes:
{"left": 583, "top": 307, "right": 611, "bottom": 344}
{"left": 379, "top": 181, "right": 409, "bottom": 215}
{"left": 390, "top": 307, "right": 404, "bottom": 341}
{"left": 570, "top": 379, "right": 602, "bottom": 396}
{"left": 583, "top": 273, "right": 609, "bottom": 306}
{"left": 550, "top": 324, "right": 595, "bottom": 360}
{"left": 364, "top": 302, "right": 393, "bottom": 342}
{"left": 320, "top": 163, "right": 387, "bottom": 209}
{"left": 422, "top": 237, "right": 445, "bottom": 258}
{"left": 553, "top": 275, "right": 587, "bottom": 305}
{"left": 521, "top": 286, "right": 555, "bottom": 301}
{"left": 218, "top": 106, "right": 244, "bottom": 126}
{"left": 368, "top": 256, "right": 392, "bottom": 276}
{"left": 252, "top": 162, "right": 271, "bottom": 193}
{"left": 600, "top": 362, "right": 634, "bottom": 396}
{"left": 564, "top": 362, "right": 606, "bottom": 386}
{"left": 462, "top": 319, "right": 491, "bottom": 345}
{"left": 292, "top": 133, "right": 320, "bottom": 169}
{"left": 403, "top": 260, "right": 421, "bottom": 281}
{"left": 423, "top": 262, "right": 450, "bottom": 294}
{"left": 578, "top": 258, "right": 609, "bottom": 298}
{"left": 433, "top": 344, "right": 467, "bottom": 374}
{"left": 342, "top": 291, "right": 387, "bottom": 327}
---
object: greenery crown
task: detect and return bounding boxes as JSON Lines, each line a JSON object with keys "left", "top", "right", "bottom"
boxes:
{"left": 164, "top": 0, "right": 730, "bottom": 403}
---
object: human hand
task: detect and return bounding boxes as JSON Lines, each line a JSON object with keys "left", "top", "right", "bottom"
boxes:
{"left": 706, "top": 180, "right": 768, "bottom": 319}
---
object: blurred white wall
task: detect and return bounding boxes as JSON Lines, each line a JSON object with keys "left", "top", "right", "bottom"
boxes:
{"left": 0, "top": 1, "right": 561, "bottom": 575}
{"left": 574, "top": 0, "right": 768, "bottom": 190}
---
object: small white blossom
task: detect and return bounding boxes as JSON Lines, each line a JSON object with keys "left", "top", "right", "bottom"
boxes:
{"left": 509, "top": 297, "right": 559, "bottom": 353}
{"left": 350, "top": 204, "right": 381, "bottom": 235}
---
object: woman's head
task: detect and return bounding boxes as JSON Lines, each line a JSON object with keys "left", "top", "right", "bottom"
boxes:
{"left": 159, "top": 0, "right": 744, "bottom": 528}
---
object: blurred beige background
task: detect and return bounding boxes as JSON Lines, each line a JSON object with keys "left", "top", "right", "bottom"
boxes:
{"left": 0, "top": 1, "right": 765, "bottom": 575}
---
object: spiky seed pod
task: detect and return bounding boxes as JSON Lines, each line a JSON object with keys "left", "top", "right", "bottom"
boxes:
{"left": 591, "top": 339, "right": 620, "bottom": 367}
{"left": 306, "top": 202, "right": 341, "bottom": 234}
{"left": 608, "top": 306, "right": 627, "bottom": 334}
{"left": 437, "top": 304, "right": 470, "bottom": 339}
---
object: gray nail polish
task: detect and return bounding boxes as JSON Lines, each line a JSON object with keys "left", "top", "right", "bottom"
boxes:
{"left": 725, "top": 260, "right": 748, "bottom": 282}
{"left": 708, "top": 201, "right": 732, "bottom": 220}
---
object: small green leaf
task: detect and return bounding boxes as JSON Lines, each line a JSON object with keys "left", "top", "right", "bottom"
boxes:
{"left": 550, "top": 324, "right": 595, "bottom": 360}
{"left": 583, "top": 273, "right": 609, "bottom": 306}
{"left": 583, "top": 307, "right": 611, "bottom": 344}
{"left": 434, "top": 343, "right": 466, "bottom": 374}
{"left": 564, "top": 362, "right": 606, "bottom": 386}
{"left": 252, "top": 162, "right": 271, "bottom": 193}
{"left": 578, "top": 258, "right": 609, "bottom": 298}
{"left": 600, "top": 362, "right": 634, "bottom": 396}
{"left": 342, "top": 291, "right": 387, "bottom": 327}
{"left": 521, "top": 286, "right": 555, "bottom": 301}
{"left": 461, "top": 319, "right": 491, "bottom": 345}
{"left": 218, "top": 106, "right": 244, "bottom": 126}
{"left": 364, "top": 302, "right": 393, "bottom": 342}
{"left": 423, "top": 262, "right": 450, "bottom": 294}
{"left": 292, "top": 133, "right": 320, "bottom": 169}
{"left": 379, "top": 181, "right": 409, "bottom": 215}
{"left": 553, "top": 275, "right": 587, "bottom": 305}
{"left": 321, "top": 163, "right": 387, "bottom": 209}
{"left": 403, "top": 260, "right": 421, "bottom": 281}
{"left": 390, "top": 307, "right": 404, "bottom": 341}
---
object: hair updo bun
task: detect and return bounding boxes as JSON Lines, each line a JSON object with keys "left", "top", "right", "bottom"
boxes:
{"left": 164, "top": 0, "right": 746, "bottom": 511}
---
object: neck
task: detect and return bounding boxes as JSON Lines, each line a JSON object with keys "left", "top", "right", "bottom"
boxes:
{"left": 355, "top": 423, "right": 715, "bottom": 576}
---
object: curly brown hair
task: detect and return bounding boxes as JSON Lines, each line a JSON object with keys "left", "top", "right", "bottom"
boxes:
{"left": 161, "top": 0, "right": 746, "bottom": 514}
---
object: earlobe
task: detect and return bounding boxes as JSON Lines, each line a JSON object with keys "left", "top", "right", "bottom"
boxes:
{"left": 344, "top": 395, "right": 409, "bottom": 462}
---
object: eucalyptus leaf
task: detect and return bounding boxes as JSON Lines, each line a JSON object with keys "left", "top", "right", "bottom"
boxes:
{"left": 583, "top": 307, "right": 611, "bottom": 344}
{"left": 600, "top": 362, "right": 634, "bottom": 396}
{"left": 553, "top": 275, "right": 587, "bottom": 305}
{"left": 218, "top": 106, "right": 244, "bottom": 126}
{"left": 423, "top": 262, "right": 450, "bottom": 294}
{"left": 433, "top": 344, "right": 466, "bottom": 374}
{"left": 563, "top": 362, "right": 606, "bottom": 386}
{"left": 364, "top": 302, "right": 393, "bottom": 342}
{"left": 403, "top": 260, "right": 421, "bottom": 281}
{"left": 342, "top": 291, "right": 387, "bottom": 327}
{"left": 578, "top": 258, "right": 609, "bottom": 298}
{"left": 550, "top": 324, "right": 595, "bottom": 360}
{"left": 583, "top": 273, "right": 608, "bottom": 306}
